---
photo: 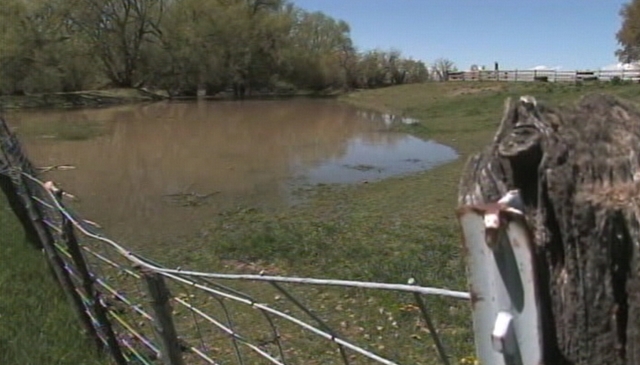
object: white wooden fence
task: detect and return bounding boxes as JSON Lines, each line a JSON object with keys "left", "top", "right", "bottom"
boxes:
{"left": 446, "top": 69, "right": 640, "bottom": 83}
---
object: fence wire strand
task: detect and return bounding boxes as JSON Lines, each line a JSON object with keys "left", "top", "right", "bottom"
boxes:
{"left": 191, "top": 275, "right": 288, "bottom": 362}
{"left": 160, "top": 271, "right": 402, "bottom": 365}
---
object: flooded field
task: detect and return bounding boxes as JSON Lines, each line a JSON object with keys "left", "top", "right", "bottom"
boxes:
{"left": 7, "top": 99, "right": 457, "bottom": 246}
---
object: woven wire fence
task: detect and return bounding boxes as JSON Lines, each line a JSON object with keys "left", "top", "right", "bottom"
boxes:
{"left": 0, "top": 116, "right": 472, "bottom": 365}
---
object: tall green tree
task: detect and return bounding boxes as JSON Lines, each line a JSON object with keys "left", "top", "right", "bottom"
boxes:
{"left": 140, "top": 0, "right": 225, "bottom": 95}
{"left": 617, "top": 0, "right": 640, "bottom": 62}
{"left": 0, "top": 0, "right": 435, "bottom": 96}
{"left": 283, "top": 10, "right": 353, "bottom": 90}
{"left": 67, "top": 0, "right": 167, "bottom": 87}
{"left": 0, "top": 0, "right": 95, "bottom": 94}
{"left": 0, "top": 0, "right": 30, "bottom": 94}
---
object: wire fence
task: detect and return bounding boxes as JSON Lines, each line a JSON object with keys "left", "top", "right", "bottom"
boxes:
{"left": 0, "top": 115, "right": 472, "bottom": 365}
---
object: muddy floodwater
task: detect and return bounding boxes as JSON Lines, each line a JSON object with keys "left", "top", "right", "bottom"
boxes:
{"left": 7, "top": 99, "right": 457, "bottom": 246}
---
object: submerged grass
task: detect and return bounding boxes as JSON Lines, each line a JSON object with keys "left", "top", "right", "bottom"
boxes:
{"left": 14, "top": 118, "right": 108, "bottom": 141}
{"left": 5, "top": 80, "right": 640, "bottom": 364}
{"left": 0, "top": 197, "right": 106, "bottom": 365}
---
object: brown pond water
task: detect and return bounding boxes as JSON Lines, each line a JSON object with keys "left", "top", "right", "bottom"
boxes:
{"left": 6, "top": 99, "right": 457, "bottom": 247}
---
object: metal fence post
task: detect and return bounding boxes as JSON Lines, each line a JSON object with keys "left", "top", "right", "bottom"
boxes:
{"left": 141, "top": 269, "right": 185, "bottom": 365}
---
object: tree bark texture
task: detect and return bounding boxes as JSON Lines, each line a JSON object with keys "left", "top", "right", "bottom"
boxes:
{"left": 458, "top": 93, "right": 640, "bottom": 365}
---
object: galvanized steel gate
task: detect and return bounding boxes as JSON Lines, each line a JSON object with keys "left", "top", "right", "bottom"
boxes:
{"left": 458, "top": 199, "right": 543, "bottom": 365}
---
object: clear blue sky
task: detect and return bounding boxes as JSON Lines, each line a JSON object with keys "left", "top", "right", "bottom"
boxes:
{"left": 291, "top": 0, "right": 629, "bottom": 71}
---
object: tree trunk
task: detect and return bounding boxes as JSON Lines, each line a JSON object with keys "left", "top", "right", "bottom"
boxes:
{"left": 458, "top": 94, "right": 640, "bottom": 365}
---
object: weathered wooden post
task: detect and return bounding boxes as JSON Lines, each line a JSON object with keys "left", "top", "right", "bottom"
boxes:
{"left": 0, "top": 118, "right": 42, "bottom": 248}
{"left": 0, "top": 168, "right": 41, "bottom": 248}
{"left": 141, "top": 269, "right": 185, "bottom": 365}
{"left": 15, "top": 174, "right": 103, "bottom": 349}
{"left": 458, "top": 94, "right": 640, "bottom": 365}
{"left": 56, "top": 189, "right": 127, "bottom": 365}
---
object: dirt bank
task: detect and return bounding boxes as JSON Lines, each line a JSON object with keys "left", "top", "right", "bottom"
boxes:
{"left": 0, "top": 88, "right": 167, "bottom": 110}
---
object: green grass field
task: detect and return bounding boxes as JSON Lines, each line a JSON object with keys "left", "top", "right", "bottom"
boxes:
{"left": 0, "top": 198, "right": 106, "bottom": 365}
{"left": 3, "top": 80, "right": 640, "bottom": 364}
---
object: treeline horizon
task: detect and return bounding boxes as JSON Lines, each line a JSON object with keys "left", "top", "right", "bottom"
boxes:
{"left": 0, "top": 0, "right": 457, "bottom": 97}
